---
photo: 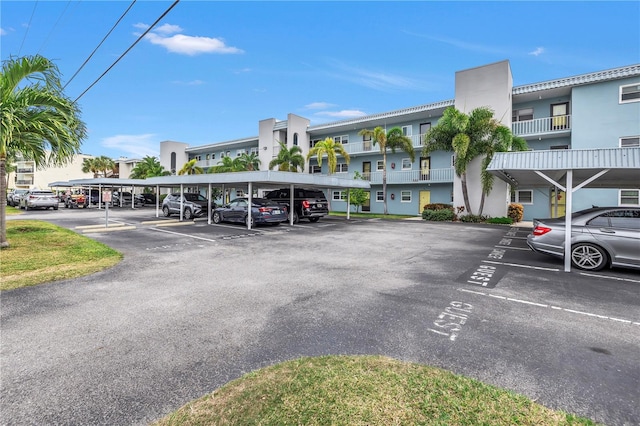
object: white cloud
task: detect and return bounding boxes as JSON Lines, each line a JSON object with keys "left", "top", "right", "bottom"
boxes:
{"left": 136, "top": 22, "right": 243, "bottom": 56}
{"left": 101, "top": 134, "right": 159, "bottom": 158}
{"left": 172, "top": 80, "right": 205, "bottom": 86}
{"left": 0, "top": 28, "right": 7, "bottom": 36}
{"left": 529, "top": 47, "right": 545, "bottom": 56}
{"left": 315, "top": 110, "right": 367, "bottom": 119}
{"left": 305, "top": 102, "right": 336, "bottom": 110}
{"left": 133, "top": 22, "right": 149, "bottom": 30}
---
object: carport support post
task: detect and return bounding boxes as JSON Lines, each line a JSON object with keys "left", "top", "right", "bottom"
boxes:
{"left": 208, "top": 183, "right": 212, "bottom": 225}
{"left": 179, "top": 184, "right": 184, "bottom": 221}
{"left": 289, "top": 183, "right": 295, "bottom": 226}
{"left": 346, "top": 188, "right": 351, "bottom": 220}
{"left": 563, "top": 170, "right": 573, "bottom": 272}
{"left": 247, "top": 182, "right": 253, "bottom": 230}
{"left": 155, "top": 185, "right": 160, "bottom": 217}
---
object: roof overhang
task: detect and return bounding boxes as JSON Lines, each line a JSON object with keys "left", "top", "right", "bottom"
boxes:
{"left": 487, "top": 147, "right": 640, "bottom": 189}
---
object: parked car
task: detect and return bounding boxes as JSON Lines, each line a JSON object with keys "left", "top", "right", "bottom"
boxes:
{"left": 264, "top": 187, "right": 329, "bottom": 223}
{"left": 213, "top": 197, "right": 287, "bottom": 226}
{"left": 162, "top": 193, "right": 210, "bottom": 219}
{"left": 139, "top": 192, "right": 157, "bottom": 205}
{"left": 19, "top": 190, "right": 60, "bottom": 210}
{"left": 527, "top": 206, "right": 640, "bottom": 271}
{"left": 7, "top": 189, "right": 29, "bottom": 207}
{"left": 111, "top": 191, "right": 144, "bottom": 207}
{"left": 64, "top": 192, "right": 89, "bottom": 208}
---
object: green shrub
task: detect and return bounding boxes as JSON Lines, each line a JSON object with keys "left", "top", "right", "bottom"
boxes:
{"left": 423, "top": 203, "right": 453, "bottom": 211}
{"left": 459, "top": 214, "right": 488, "bottom": 223}
{"left": 422, "top": 208, "right": 455, "bottom": 221}
{"left": 486, "top": 217, "right": 514, "bottom": 224}
{"left": 508, "top": 203, "right": 524, "bottom": 222}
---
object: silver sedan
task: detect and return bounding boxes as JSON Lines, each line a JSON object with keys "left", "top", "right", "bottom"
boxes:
{"left": 527, "top": 206, "right": 640, "bottom": 271}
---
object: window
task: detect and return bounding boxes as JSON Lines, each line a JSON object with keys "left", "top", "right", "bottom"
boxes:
{"left": 236, "top": 190, "right": 245, "bottom": 197}
{"left": 220, "top": 152, "right": 225, "bottom": 158}
{"left": 236, "top": 150, "right": 244, "bottom": 157}
{"left": 334, "top": 135, "right": 348, "bottom": 144}
{"left": 401, "top": 126, "right": 412, "bottom": 136}
{"left": 293, "top": 133, "right": 298, "bottom": 146}
{"left": 376, "top": 191, "right": 384, "bottom": 202}
{"left": 335, "top": 163, "right": 348, "bottom": 173}
{"left": 620, "top": 136, "right": 640, "bottom": 147}
{"left": 170, "top": 152, "right": 176, "bottom": 174}
{"left": 620, "top": 189, "right": 639, "bottom": 206}
{"left": 451, "top": 155, "right": 456, "bottom": 168}
{"left": 310, "top": 139, "right": 321, "bottom": 148}
{"left": 620, "top": 83, "right": 640, "bottom": 103}
{"left": 401, "top": 191, "right": 411, "bottom": 202}
{"left": 376, "top": 161, "right": 384, "bottom": 170}
{"left": 206, "top": 154, "right": 210, "bottom": 160}
{"left": 226, "top": 151, "right": 231, "bottom": 157}
{"left": 332, "top": 191, "right": 346, "bottom": 201}
{"left": 511, "top": 190, "right": 533, "bottom": 204}
{"left": 211, "top": 153, "right": 216, "bottom": 160}
{"left": 250, "top": 147, "right": 259, "bottom": 155}
{"left": 512, "top": 108, "right": 534, "bottom": 122}
{"left": 401, "top": 158, "right": 412, "bottom": 170}
{"left": 362, "top": 132, "right": 371, "bottom": 141}
{"left": 420, "top": 122, "right": 431, "bottom": 135}
{"left": 550, "top": 145, "right": 569, "bottom": 150}
{"left": 310, "top": 165, "right": 322, "bottom": 174}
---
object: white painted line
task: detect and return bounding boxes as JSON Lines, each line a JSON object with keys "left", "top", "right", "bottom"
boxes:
{"left": 456, "top": 288, "right": 639, "bottom": 326}
{"left": 482, "top": 260, "right": 560, "bottom": 272}
{"left": 150, "top": 227, "right": 218, "bottom": 242}
{"left": 494, "top": 245, "right": 530, "bottom": 251}
{"left": 427, "top": 328, "right": 450, "bottom": 337}
{"left": 579, "top": 272, "right": 640, "bottom": 284}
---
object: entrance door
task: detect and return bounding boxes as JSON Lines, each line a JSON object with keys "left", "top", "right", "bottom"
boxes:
{"left": 550, "top": 188, "right": 566, "bottom": 218}
{"left": 420, "top": 157, "right": 431, "bottom": 180}
{"left": 419, "top": 191, "right": 431, "bottom": 214}
{"left": 362, "top": 191, "right": 370, "bottom": 212}
{"left": 362, "top": 162, "right": 371, "bottom": 181}
{"left": 551, "top": 102, "right": 569, "bottom": 130}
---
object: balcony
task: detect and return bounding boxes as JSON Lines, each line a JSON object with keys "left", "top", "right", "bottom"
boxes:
{"left": 338, "top": 168, "right": 454, "bottom": 184}
{"left": 340, "top": 134, "right": 428, "bottom": 156}
{"left": 512, "top": 115, "right": 571, "bottom": 138}
{"left": 17, "top": 168, "right": 34, "bottom": 173}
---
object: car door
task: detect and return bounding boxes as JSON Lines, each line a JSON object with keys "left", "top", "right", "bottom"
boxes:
{"left": 586, "top": 210, "right": 640, "bottom": 268}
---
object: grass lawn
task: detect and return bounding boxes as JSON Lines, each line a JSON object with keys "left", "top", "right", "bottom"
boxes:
{"left": 1, "top": 219, "right": 122, "bottom": 291}
{"left": 153, "top": 355, "right": 597, "bottom": 426}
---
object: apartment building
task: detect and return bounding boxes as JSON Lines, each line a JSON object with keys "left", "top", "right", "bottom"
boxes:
{"left": 160, "top": 60, "right": 640, "bottom": 221}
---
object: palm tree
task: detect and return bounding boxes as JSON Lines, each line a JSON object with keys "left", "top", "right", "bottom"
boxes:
{"left": 81, "top": 157, "right": 101, "bottom": 178}
{"left": 129, "top": 155, "right": 170, "bottom": 179}
{"left": 423, "top": 106, "right": 527, "bottom": 215}
{"left": 178, "top": 158, "right": 204, "bottom": 175}
{"left": 209, "top": 156, "right": 242, "bottom": 173}
{"left": 237, "top": 152, "right": 261, "bottom": 171}
{"left": 94, "top": 155, "right": 116, "bottom": 177}
{"left": 358, "top": 127, "right": 414, "bottom": 214}
{"left": 268, "top": 141, "right": 305, "bottom": 172}
{"left": 306, "top": 137, "right": 350, "bottom": 174}
{"left": 1, "top": 55, "right": 86, "bottom": 248}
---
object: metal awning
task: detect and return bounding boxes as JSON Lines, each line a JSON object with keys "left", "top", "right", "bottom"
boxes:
{"left": 487, "top": 147, "right": 640, "bottom": 272}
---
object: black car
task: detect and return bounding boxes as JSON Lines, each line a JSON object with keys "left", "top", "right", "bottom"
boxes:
{"left": 212, "top": 197, "right": 287, "bottom": 226}
{"left": 264, "top": 187, "right": 329, "bottom": 223}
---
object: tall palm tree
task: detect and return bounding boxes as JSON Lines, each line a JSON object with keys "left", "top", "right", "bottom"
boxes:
{"left": 1, "top": 55, "right": 86, "bottom": 248}
{"left": 306, "top": 137, "right": 350, "bottom": 175}
{"left": 268, "top": 141, "right": 305, "bottom": 172}
{"left": 237, "top": 152, "right": 261, "bottom": 171}
{"left": 93, "top": 155, "right": 116, "bottom": 177}
{"left": 129, "top": 155, "right": 170, "bottom": 179}
{"left": 423, "top": 106, "right": 527, "bottom": 215}
{"left": 358, "top": 127, "right": 414, "bottom": 214}
{"left": 178, "top": 158, "right": 204, "bottom": 175}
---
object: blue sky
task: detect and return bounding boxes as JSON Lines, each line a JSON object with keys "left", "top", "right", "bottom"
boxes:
{"left": 2, "top": 1, "right": 639, "bottom": 160}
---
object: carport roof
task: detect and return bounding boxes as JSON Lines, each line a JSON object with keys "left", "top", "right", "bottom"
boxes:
{"left": 49, "top": 171, "right": 371, "bottom": 190}
{"left": 487, "top": 147, "right": 640, "bottom": 189}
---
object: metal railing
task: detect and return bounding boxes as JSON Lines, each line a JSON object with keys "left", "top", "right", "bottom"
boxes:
{"left": 512, "top": 115, "right": 571, "bottom": 137}
{"left": 340, "top": 168, "right": 454, "bottom": 184}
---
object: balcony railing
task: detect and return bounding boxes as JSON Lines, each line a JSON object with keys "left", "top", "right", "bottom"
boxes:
{"left": 340, "top": 133, "right": 428, "bottom": 155}
{"left": 16, "top": 179, "right": 33, "bottom": 185}
{"left": 512, "top": 115, "right": 571, "bottom": 137}
{"left": 17, "top": 168, "right": 34, "bottom": 173}
{"left": 336, "top": 168, "right": 454, "bottom": 184}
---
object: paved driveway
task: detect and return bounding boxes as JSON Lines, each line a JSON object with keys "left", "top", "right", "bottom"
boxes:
{"left": 2, "top": 209, "right": 639, "bottom": 425}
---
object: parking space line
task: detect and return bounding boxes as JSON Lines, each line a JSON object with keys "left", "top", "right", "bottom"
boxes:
{"left": 494, "top": 245, "right": 530, "bottom": 251}
{"left": 458, "top": 288, "right": 640, "bottom": 326}
{"left": 579, "top": 271, "right": 640, "bottom": 284}
{"left": 481, "top": 259, "right": 560, "bottom": 272}
{"left": 150, "top": 227, "right": 218, "bottom": 242}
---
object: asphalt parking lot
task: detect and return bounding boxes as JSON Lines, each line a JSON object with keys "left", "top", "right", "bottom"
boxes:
{"left": 2, "top": 207, "right": 639, "bottom": 425}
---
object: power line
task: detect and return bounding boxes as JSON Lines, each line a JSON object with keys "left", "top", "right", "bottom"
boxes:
{"left": 73, "top": 0, "right": 180, "bottom": 103}
{"left": 17, "top": 0, "right": 39, "bottom": 56}
{"left": 37, "top": 0, "right": 75, "bottom": 55}
{"left": 63, "top": 0, "right": 137, "bottom": 90}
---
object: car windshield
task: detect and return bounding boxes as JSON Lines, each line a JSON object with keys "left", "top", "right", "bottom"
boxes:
{"left": 184, "top": 193, "right": 206, "bottom": 202}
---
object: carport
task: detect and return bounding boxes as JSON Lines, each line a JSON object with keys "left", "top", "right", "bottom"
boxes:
{"left": 487, "top": 146, "right": 640, "bottom": 272}
{"left": 50, "top": 171, "right": 370, "bottom": 230}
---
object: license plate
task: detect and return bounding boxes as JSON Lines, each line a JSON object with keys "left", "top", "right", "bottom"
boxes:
{"left": 272, "top": 209, "right": 281, "bottom": 215}
{"left": 316, "top": 204, "right": 324, "bottom": 208}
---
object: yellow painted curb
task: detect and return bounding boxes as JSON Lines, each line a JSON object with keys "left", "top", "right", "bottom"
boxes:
{"left": 82, "top": 225, "right": 136, "bottom": 233}
{"left": 153, "top": 221, "right": 197, "bottom": 227}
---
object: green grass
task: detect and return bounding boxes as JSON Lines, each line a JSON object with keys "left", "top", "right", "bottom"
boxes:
{"left": 153, "top": 355, "right": 597, "bottom": 426}
{"left": 1, "top": 219, "right": 122, "bottom": 291}
{"left": 329, "top": 211, "right": 417, "bottom": 220}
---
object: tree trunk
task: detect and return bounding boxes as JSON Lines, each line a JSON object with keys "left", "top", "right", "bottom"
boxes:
{"left": 478, "top": 191, "right": 485, "bottom": 216}
{"left": 460, "top": 172, "right": 473, "bottom": 215}
{"left": 0, "top": 157, "right": 9, "bottom": 248}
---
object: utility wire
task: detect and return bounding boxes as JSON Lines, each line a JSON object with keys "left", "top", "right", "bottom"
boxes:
{"left": 37, "top": 0, "right": 74, "bottom": 55}
{"left": 64, "top": 0, "right": 137, "bottom": 90}
{"left": 73, "top": 0, "right": 180, "bottom": 103}
{"left": 17, "top": 0, "right": 39, "bottom": 56}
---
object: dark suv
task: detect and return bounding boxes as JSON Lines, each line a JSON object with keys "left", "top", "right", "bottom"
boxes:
{"left": 264, "top": 187, "right": 329, "bottom": 223}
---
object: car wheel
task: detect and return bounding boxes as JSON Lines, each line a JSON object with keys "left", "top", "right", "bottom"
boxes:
{"left": 24, "top": 205, "right": 30, "bottom": 211}
{"left": 184, "top": 208, "right": 193, "bottom": 220}
{"left": 53, "top": 205, "right": 58, "bottom": 210}
{"left": 571, "top": 243, "right": 608, "bottom": 271}
{"left": 213, "top": 211, "right": 222, "bottom": 224}
{"left": 162, "top": 206, "right": 171, "bottom": 217}
{"left": 309, "top": 217, "right": 320, "bottom": 223}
